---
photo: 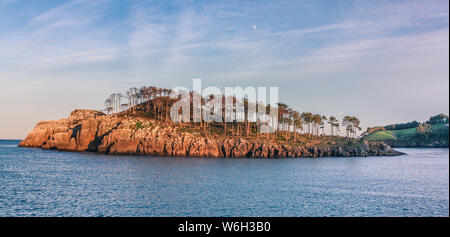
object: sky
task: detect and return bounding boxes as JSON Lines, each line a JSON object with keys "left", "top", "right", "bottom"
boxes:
{"left": 0, "top": 0, "right": 448, "bottom": 139}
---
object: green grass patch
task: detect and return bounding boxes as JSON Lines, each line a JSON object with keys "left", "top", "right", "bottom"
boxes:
{"left": 365, "top": 123, "right": 449, "bottom": 142}
{"left": 387, "top": 127, "right": 416, "bottom": 139}
{"left": 365, "top": 131, "right": 397, "bottom": 141}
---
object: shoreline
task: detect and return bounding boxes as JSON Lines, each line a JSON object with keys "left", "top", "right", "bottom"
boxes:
{"left": 17, "top": 144, "right": 406, "bottom": 159}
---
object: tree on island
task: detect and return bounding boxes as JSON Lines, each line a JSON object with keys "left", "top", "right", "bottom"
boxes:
{"left": 328, "top": 116, "right": 339, "bottom": 136}
{"left": 103, "top": 85, "right": 359, "bottom": 141}
{"left": 342, "top": 116, "right": 361, "bottom": 138}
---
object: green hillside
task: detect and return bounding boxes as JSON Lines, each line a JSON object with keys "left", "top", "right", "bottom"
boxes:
{"left": 364, "top": 123, "right": 449, "bottom": 148}
{"left": 365, "top": 130, "right": 397, "bottom": 141}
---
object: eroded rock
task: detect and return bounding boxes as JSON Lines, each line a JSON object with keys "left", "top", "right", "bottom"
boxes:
{"left": 19, "top": 110, "right": 404, "bottom": 158}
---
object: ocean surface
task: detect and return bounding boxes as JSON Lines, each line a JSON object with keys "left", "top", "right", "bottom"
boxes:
{"left": 0, "top": 139, "right": 448, "bottom": 217}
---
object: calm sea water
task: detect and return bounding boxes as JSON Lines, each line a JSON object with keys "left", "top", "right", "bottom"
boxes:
{"left": 0, "top": 139, "right": 448, "bottom": 217}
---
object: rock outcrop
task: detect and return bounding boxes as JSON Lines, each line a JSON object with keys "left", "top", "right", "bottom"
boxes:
{"left": 19, "top": 110, "right": 404, "bottom": 158}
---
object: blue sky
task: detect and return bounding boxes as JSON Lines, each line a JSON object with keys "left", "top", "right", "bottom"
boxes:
{"left": 0, "top": 0, "right": 448, "bottom": 139}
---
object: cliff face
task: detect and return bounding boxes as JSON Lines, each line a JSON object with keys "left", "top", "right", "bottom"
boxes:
{"left": 19, "top": 110, "right": 403, "bottom": 158}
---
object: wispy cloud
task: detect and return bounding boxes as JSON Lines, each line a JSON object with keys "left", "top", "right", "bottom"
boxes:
{"left": 0, "top": 0, "right": 116, "bottom": 76}
{"left": 0, "top": 0, "right": 448, "bottom": 138}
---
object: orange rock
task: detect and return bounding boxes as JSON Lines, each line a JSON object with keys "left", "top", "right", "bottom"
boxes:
{"left": 19, "top": 110, "right": 404, "bottom": 158}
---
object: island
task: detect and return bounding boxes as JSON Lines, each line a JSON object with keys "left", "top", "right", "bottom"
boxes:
{"left": 19, "top": 86, "right": 404, "bottom": 158}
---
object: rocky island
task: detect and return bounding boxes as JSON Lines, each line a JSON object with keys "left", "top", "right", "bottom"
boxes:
{"left": 19, "top": 109, "right": 403, "bottom": 158}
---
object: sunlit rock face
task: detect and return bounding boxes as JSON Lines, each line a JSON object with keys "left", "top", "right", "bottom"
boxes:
{"left": 19, "top": 110, "right": 403, "bottom": 158}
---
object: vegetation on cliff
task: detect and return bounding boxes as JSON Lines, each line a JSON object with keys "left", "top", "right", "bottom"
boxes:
{"left": 103, "top": 86, "right": 363, "bottom": 141}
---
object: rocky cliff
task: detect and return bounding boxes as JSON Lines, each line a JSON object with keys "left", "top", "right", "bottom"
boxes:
{"left": 19, "top": 110, "right": 404, "bottom": 158}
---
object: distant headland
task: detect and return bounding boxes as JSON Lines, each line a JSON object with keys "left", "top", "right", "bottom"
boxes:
{"left": 363, "top": 114, "right": 449, "bottom": 148}
{"left": 19, "top": 86, "right": 404, "bottom": 158}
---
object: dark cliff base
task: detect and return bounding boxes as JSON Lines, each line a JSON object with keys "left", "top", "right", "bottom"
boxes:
{"left": 19, "top": 110, "right": 404, "bottom": 158}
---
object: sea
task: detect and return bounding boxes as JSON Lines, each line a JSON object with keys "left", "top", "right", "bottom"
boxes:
{"left": 0, "top": 139, "right": 448, "bottom": 216}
